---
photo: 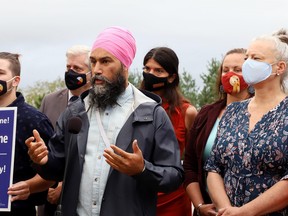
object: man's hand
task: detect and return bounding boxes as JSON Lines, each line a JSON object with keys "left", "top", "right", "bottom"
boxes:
{"left": 103, "top": 140, "right": 145, "bottom": 176}
{"left": 7, "top": 181, "right": 30, "bottom": 202}
{"left": 47, "top": 183, "right": 62, "bottom": 204}
{"left": 25, "top": 129, "right": 48, "bottom": 165}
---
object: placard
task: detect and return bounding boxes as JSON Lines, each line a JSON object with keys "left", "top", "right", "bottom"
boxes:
{"left": 0, "top": 107, "right": 17, "bottom": 212}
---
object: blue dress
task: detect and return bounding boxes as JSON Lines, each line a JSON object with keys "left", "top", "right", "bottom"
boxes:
{"left": 204, "top": 97, "right": 288, "bottom": 216}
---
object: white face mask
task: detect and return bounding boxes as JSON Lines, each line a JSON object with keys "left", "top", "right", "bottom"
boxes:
{"left": 242, "top": 59, "right": 277, "bottom": 85}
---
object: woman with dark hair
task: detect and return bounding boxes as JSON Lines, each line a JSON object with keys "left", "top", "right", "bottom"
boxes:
{"left": 141, "top": 47, "right": 197, "bottom": 216}
{"left": 183, "top": 48, "right": 254, "bottom": 216}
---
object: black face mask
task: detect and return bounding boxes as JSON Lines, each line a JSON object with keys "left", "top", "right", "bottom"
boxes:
{"left": 65, "top": 69, "right": 90, "bottom": 90}
{"left": 142, "top": 72, "right": 168, "bottom": 91}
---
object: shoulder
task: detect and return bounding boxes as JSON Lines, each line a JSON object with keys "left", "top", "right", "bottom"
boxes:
{"left": 43, "top": 89, "right": 68, "bottom": 100}
{"left": 185, "top": 104, "right": 197, "bottom": 118}
{"left": 226, "top": 99, "right": 249, "bottom": 112}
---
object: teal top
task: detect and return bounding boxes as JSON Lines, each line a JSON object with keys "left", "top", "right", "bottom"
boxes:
{"left": 203, "top": 118, "right": 220, "bottom": 163}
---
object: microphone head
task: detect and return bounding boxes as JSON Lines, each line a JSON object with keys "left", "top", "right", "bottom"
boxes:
{"left": 67, "top": 117, "right": 82, "bottom": 134}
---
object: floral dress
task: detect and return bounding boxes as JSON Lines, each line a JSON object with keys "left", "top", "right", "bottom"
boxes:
{"left": 204, "top": 97, "right": 288, "bottom": 216}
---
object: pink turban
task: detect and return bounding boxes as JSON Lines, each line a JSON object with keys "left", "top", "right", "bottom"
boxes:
{"left": 92, "top": 26, "right": 136, "bottom": 68}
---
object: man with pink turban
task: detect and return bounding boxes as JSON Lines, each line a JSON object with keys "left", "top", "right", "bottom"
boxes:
{"left": 25, "top": 26, "right": 184, "bottom": 216}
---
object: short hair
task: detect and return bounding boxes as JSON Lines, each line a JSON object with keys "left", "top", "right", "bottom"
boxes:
{"left": 66, "top": 45, "right": 91, "bottom": 68}
{"left": 0, "top": 52, "right": 21, "bottom": 76}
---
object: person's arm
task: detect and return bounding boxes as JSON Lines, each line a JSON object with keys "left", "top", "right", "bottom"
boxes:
{"left": 206, "top": 172, "right": 231, "bottom": 210}
{"left": 7, "top": 174, "right": 55, "bottom": 202}
{"left": 216, "top": 180, "right": 288, "bottom": 216}
{"left": 242, "top": 179, "right": 288, "bottom": 215}
{"left": 186, "top": 182, "right": 217, "bottom": 216}
{"left": 184, "top": 105, "right": 198, "bottom": 143}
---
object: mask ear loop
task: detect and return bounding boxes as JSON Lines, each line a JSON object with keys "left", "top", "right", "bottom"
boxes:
{"left": 6, "top": 76, "right": 17, "bottom": 92}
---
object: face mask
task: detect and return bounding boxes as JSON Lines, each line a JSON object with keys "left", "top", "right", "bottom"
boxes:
{"left": 221, "top": 71, "right": 248, "bottom": 94}
{"left": 142, "top": 72, "right": 168, "bottom": 91}
{"left": 242, "top": 59, "right": 276, "bottom": 85}
{"left": 0, "top": 77, "right": 15, "bottom": 96}
{"left": 65, "top": 69, "right": 91, "bottom": 90}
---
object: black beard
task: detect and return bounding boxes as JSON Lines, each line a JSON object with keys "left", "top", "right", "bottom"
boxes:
{"left": 89, "top": 69, "right": 126, "bottom": 110}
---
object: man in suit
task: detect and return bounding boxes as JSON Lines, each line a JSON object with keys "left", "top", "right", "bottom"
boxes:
{"left": 26, "top": 26, "right": 184, "bottom": 216}
{"left": 39, "top": 45, "right": 91, "bottom": 129}
{"left": 38, "top": 45, "right": 91, "bottom": 216}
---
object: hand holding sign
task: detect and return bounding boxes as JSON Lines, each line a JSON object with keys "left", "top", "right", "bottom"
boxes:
{"left": 25, "top": 129, "right": 48, "bottom": 165}
{"left": 7, "top": 181, "right": 30, "bottom": 202}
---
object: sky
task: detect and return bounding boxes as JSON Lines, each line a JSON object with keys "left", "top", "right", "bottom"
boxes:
{"left": 1, "top": 0, "right": 288, "bottom": 89}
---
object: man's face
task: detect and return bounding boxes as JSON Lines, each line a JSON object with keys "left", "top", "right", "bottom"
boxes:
{"left": 0, "top": 59, "right": 19, "bottom": 98}
{"left": 66, "top": 54, "right": 90, "bottom": 74}
{"left": 0, "top": 59, "right": 13, "bottom": 81}
{"left": 88, "top": 48, "right": 128, "bottom": 109}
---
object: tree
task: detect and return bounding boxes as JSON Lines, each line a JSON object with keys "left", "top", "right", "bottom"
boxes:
{"left": 197, "top": 58, "right": 220, "bottom": 108}
{"left": 21, "top": 76, "right": 65, "bottom": 109}
{"left": 179, "top": 70, "right": 199, "bottom": 109}
{"left": 128, "top": 69, "right": 142, "bottom": 88}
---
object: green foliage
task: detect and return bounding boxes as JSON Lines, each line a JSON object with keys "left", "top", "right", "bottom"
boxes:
{"left": 21, "top": 76, "right": 65, "bottom": 109}
{"left": 197, "top": 58, "right": 220, "bottom": 108}
{"left": 128, "top": 69, "right": 142, "bottom": 88}
{"left": 179, "top": 70, "right": 199, "bottom": 109}
{"left": 20, "top": 58, "right": 221, "bottom": 111}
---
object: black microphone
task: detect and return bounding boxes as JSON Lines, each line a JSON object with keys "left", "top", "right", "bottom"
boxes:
{"left": 67, "top": 116, "right": 82, "bottom": 134}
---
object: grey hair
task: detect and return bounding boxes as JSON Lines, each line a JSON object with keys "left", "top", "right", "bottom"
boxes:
{"left": 253, "top": 28, "right": 288, "bottom": 91}
{"left": 66, "top": 45, "right": 91, "bottom": 69}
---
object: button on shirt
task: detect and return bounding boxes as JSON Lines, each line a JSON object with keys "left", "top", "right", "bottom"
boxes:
{"left": 77, "top": 84, "right": 134, "bottom": 216}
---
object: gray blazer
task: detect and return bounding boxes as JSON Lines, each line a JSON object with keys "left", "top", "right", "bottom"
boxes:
{"left": 39, "top": 89, "right": 69, "bottom": 129}
{"left": 35, "top": 85, "right": 184, "bottom": 216}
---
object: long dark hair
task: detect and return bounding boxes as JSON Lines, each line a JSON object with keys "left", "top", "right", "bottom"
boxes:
{"left": 140, "top": 47, "right": 190, "bottom": 116}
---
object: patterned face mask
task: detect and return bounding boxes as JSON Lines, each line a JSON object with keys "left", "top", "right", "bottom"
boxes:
{"left": 65, "top": 69, "right": 91, "bottom": 90}
{"left": 221, "top": 71, "right": 248, "bottom": 94}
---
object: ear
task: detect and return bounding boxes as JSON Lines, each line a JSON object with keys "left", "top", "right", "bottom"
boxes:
{"left": 276, "top": 60, "right": 286, "bottom": 75}
{"left": 13, "top": 76, "right": 20, "bottom": 87}
{"left": 168, "top": 73, "right": 176, "bottom": 83}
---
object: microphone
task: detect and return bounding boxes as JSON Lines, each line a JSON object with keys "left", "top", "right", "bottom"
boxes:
{"left": 67, "top": 116, "right": 82, "bottom": 134}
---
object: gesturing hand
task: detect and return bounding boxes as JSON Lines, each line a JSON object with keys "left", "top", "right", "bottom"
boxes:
{"left": 103, "top": 139, "right": 145, "bottom": 176}
{"left": 25, "top": 129, "right": 48, "bottom": 165}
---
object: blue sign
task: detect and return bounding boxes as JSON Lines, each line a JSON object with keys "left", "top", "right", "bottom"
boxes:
{"left": 0, "top": 107, "right": 17, "bottom": 212}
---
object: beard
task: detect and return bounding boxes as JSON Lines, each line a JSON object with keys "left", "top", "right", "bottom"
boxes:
{"left": 89, "top": 67, "right": 126, "bottom": 110}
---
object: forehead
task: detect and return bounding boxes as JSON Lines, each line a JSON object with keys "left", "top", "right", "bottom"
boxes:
{"left": 67, "top": 53, "right": 87, "bottom": 64}
{"left": 223, "top": 53, "right": 245, "bottom": 66}
{"left": 90, "top": 48, "right": 118, "bottom": 61}
{"left": 145, "top": 58, "right": 162, "bottom": 67}
{"left": 246, "top": 39, "right": 276, "bottom": 57}
{"left": 0, "top": 59, "right": 11, "bottom": 73}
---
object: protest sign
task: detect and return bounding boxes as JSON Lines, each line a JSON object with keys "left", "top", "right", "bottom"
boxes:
{"left": 0, "top": 107, "right": 17, "bottom": 212}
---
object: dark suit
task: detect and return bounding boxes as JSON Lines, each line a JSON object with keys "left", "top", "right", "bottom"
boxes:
{"left": 38, "top": 88, "right": 69, "bottom": 216}
{"left": 39, "top": 89, "right": 69, "bottom": 129}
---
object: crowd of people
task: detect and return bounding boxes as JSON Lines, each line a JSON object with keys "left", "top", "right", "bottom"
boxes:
{"left": 0, "top": 26, "right": 287, "bottom": 216}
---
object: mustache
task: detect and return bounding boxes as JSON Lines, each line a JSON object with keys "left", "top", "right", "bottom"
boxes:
{"left": 91, "top": 75, "right": 112, "bottom": 84}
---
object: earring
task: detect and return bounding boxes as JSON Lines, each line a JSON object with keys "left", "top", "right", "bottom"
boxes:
{"left": 276, "top": 73, "right": 280, "bottom": 76}
{"left": 219, "top": 85, "right": 225, "bottom": 93}
{"left": 248, "top": 86, "right": 255, "bottom": 95}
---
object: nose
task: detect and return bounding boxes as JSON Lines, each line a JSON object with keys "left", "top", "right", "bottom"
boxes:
{"left": 92, "top": 62, "right": 103, "bottom": 75}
